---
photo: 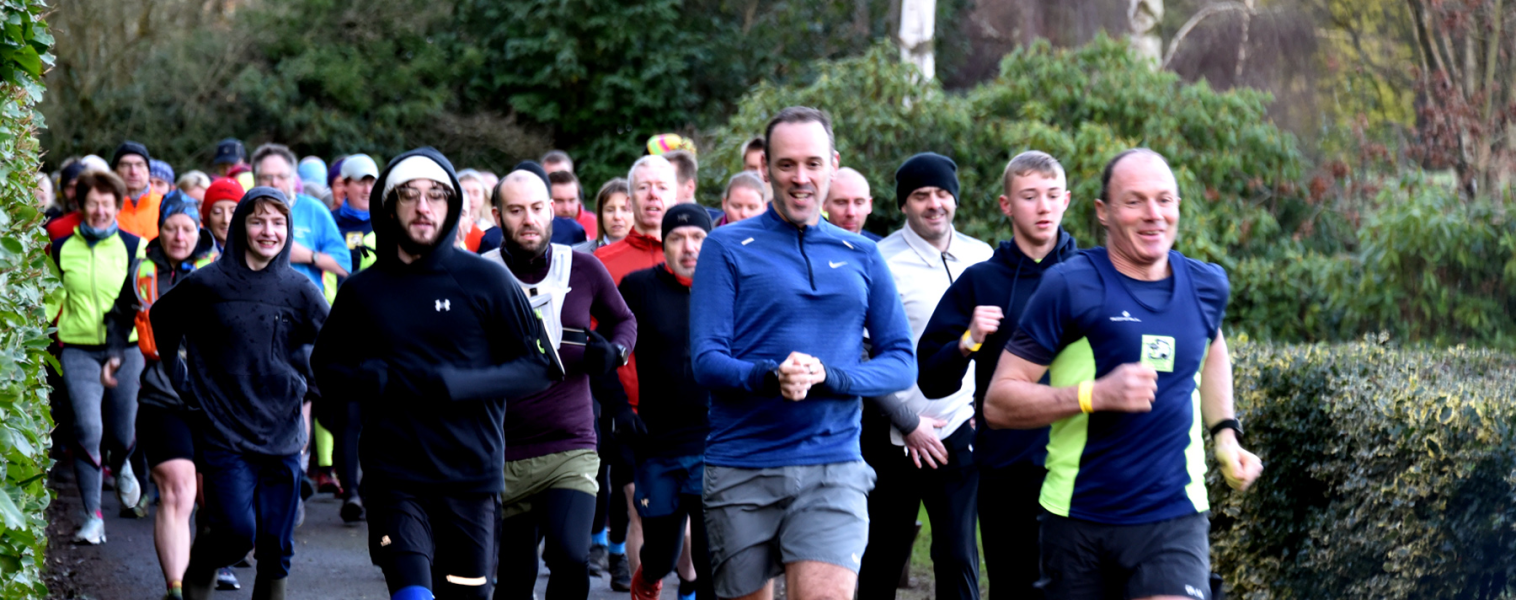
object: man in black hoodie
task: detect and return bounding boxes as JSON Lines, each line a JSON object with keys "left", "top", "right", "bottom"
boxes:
{"left": 916, "top": 151, "right": 1078, "bottom": 600}
{"left": 150, "top": 187, "right": 329, "bottom": 600}
{"left": 312, "top": 149, "right": 559, "bottom": 600}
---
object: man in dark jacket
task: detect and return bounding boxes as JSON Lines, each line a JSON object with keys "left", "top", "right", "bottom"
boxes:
{"left": 611, "top": 203, "right": 716, "bottom": 600}
{"left": 150, "top": 187, "right": 329, "bottom": 600}
{"left": 312, "top": 149, "right": 560, "bottom": 600}
{"left": 915, "top": 151, "right": 1078, "bottom": 600}
{"left": 481, "top": 169, "right": 637, "bottom": 600}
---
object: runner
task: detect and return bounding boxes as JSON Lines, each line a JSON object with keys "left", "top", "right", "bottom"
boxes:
{"left": 47, "top": 170, "right": 149, "bottom": 544}
{"left": 482, "top": 169, "right": 637, "bottom": 600}
{"left": 150, "top": 160, "right": 175, "bottom": 197}
{"left": 665, "top": 150, "right": 723, "bottom": 222}
{"left": 714, "top": 172, "right": 766, "bottom": 226}
{"left": 153, "top": 187, "right": 328, "bottom": 600}
{"left": 474, "top": 162, "right": 587, "bottom": 252}
{"left": 575, "top": 178, "right": 631, "bottom": 253}
{"left": 313, "top": 149, "right": 560, "bottom": 600}
{"left": 914, "top": 150, "right": 1079, "bottom": 600}
{"left": 740, "top": 137, "right": 765, "bottom": 175}
{"left": 985, "top": 148, "right": 1263, "bottom": 600}
{"left": 104, "top": 194, "right": 217, "bottom": 599}
{"left": 543, "top": 150, "right": 574, "bottom": 174}
{"left": 690, "top": 106, "right": 914, "bottom": 600}
{"left": 332, "top": 154, "right": 380, "bottom": 281}
{"left": 201, "top": 177, "right": 246, "bottom": 255}
{"left": 251, "top": 143, "right": 352, "bottom": 294}
{"left": 457, "top": 169, "right": 491, "bottom": 251}
{"left": 860, "top": 152, "right": 994, "bottom": 600}
{"left": 112, "top": 141, "right": 164, "bottom": 239}
{"left": 613, "top": 203, "right": 717, "bottom": 600}
{"left": 550, "top": 170, "right": 597, "bottom": 240}
{"left": 823, "top": 167, "right": 879, "bottom": 241}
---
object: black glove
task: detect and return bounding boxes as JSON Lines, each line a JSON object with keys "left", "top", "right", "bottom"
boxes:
{"left": 581, "top": 329, "right": 622, "bottom": 378}
{"left": 612, "top": 404, "right": 648, "bottom": 443}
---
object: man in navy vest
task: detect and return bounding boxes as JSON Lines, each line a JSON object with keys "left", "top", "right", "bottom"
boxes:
{"left": 984, "top": 148, "right": 1262, "bottom": 600}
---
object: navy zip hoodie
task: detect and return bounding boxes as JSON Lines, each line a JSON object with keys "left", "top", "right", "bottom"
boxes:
{"left": 617, "top": 265, "right": 708, "bottom": 459}
{"left": 150, "top": 188, "right": 329, "bottom": 455}
{"left": 311, "top": 148, "right": 559, "bottom": 494}
{"left": 916, "top": 230, "right": 1079, "bottom": 469}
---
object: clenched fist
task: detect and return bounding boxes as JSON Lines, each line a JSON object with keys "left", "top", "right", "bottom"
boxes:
{"left": 1092, "top": 363, "right": 1158, "bottom": 413}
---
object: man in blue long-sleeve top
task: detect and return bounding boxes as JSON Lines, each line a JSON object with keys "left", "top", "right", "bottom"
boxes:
{"left": 690, "top": 106, "right": 915, "bottom": 600}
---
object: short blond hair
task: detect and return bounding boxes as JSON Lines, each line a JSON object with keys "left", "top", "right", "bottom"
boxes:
{"left": 1002, "top": 150, "right": 1066, "bottom": 195}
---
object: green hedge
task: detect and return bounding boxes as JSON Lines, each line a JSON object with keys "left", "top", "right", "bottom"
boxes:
{"left": 0, "top": 0, "right": 55, "bottom": 597}
{"left": 1213, "top": 339, "right": 1516, "bottom": 599}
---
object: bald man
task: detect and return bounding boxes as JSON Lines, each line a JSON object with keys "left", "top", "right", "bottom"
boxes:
{"left": 484, "top": 170, "right": 639, "bottom": 600}
{"left": 824, "top": 167, "right": 879, "bottom": 241}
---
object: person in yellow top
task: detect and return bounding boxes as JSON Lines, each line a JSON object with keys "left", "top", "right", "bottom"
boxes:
{"left": 112, "top": 141, "right": 164, "bottom": 240}
{"left": 46, "top": 170, "right": 150, "bottom": 545}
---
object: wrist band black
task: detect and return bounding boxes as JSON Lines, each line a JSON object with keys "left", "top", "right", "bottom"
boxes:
{"left": 1208, "top": 418, "right": 1243, "bottom": 438}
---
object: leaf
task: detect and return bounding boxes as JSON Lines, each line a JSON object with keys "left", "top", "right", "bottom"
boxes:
{"left": 0, "top": 488, "right": 23, "bottom": 529}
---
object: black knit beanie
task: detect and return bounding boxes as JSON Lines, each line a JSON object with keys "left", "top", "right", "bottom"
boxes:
{"left": 662, "top": 203, "right": 713, "bottom": 235}
{"left": 111, "top": 141, "right": 151, "bottom": 169}
{"left": 894, "top": 152, "right": 959, "bottom": 208}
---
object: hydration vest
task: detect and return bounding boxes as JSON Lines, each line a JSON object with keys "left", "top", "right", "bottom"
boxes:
{"left": 516, "top": 243, "right": 584, "bottom": 350}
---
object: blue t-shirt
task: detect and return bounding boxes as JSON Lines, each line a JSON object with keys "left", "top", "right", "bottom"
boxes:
{"left": 690, "top": 205, "right": 915, "bottom": 469}
{"left": 1006, "top": 247, "right": 1228, "bottom": 525}
{"left": 289, "top": 193, "right": 353, "bottom": 293}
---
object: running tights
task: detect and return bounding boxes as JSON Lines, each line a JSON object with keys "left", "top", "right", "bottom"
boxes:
{"left": 494, "top": 488, "right": 595, "bottom": 600}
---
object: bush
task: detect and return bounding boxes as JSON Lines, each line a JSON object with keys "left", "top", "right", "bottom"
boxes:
{"left": 1213, "top": 339, "right": 1516, "bottom": 599}
{"left": 0, "top": 0, "right": 56, "bottom": 597}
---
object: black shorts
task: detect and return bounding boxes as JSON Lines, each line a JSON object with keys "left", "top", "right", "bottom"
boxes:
{"left": 365, "top": 485, "right": 496, "bottom": 588}
{"left": 137, "top": 405, "right": 196, "bottom": 468}
{"left": 1039, "top": 511, "right": 1211, "bottom": 600}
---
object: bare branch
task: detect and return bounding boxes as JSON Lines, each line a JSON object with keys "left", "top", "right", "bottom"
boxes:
{"left": 1161, "top": 2, "right": 1252, "bottom": 72}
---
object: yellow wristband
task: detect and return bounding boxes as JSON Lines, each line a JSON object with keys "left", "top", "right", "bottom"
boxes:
{"left": 1078, "top": 381, "right": 1095, "bottom": 414}
{"left": 960, "top": 330, "right": 982, "bottom": 352}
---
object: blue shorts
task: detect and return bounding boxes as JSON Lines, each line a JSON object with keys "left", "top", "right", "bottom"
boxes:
{"left": 633, "top": 454, "right": 704, "bottom": 519}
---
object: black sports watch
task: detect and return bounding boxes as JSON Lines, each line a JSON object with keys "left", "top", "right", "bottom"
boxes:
{"left": 1208, "top": 418, "right": 1243, "bottom": 439}
{"left": 615, "top": 343, "right": 631, "bottom": 367}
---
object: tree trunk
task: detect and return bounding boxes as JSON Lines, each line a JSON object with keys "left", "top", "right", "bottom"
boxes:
{"left": 899, "top": 0, "right": 936, "bottom": 80}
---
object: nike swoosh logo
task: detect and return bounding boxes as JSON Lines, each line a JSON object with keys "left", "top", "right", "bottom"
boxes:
{"left": 829, "top": 261, "right": 846, "bottom": 268}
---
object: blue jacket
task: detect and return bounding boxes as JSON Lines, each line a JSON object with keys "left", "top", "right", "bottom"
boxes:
{"left": 690, "top": 205, "right": 915, "bottom": 468}
{"left": 289, "top": 193, "right": 353, "bottom": 293}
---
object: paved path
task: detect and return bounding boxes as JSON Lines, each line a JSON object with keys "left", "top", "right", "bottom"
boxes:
{"left": 44, "top": 468, "right": 685, "bottom": 600}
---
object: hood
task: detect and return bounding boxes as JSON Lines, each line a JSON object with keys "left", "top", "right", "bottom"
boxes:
{"left": 221, "top": 186, "right": 296, "bottom": 273}
{"left": 995, "top": 228, "right": 1078, "bottom": 274}
{"left": 371, "top": 147, "right": 463, "bottom": 269}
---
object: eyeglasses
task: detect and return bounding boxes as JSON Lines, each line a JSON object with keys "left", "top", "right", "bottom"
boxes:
{"left": 256, "top": 173, "right": 292, "bottom": 184}
{"left": 395, "top": 185, "right": 451, "bottom": 205}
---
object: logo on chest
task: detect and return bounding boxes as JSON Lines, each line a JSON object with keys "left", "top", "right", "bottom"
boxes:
{"left": 435, "top": 299, "right": 451, "bottom": 312}
{"left": 1140, "top": 335, "right": 1175, "bottom": 372}
{"left": 1110, "top": 310, "right": 1142, "bottom": 322}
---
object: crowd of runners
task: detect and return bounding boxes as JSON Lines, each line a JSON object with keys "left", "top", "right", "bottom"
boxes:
{"left": 34, "top": 104, "right": 1263, "bottom": 600}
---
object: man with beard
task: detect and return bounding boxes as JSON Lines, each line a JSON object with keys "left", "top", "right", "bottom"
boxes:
{"left": 860, "top": 153, "right": 994, "bottom": 600}
{"left": 482, "top": 170, "right": 637, "bottom": 600}
{"left": 690, "top": 106, "right": 915, "bottom": 600}
{"left": 313, "top": 149, "right": 561, "bottom": 600}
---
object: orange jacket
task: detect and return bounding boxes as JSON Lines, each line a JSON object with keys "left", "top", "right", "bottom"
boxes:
{"left": 117, "top": 190, "right": 164, "bottom": 240}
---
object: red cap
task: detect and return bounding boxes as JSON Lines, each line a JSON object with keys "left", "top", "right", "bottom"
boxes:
{"left": 201, "top": 177, "right": 246, "bottom": 217}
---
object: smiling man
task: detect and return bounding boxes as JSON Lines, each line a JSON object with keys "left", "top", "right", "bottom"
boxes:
{"left": 984, "top": 149, "right": 1262, "bottom": 600}
{"left": 690, "top": 106, "right": 915, "bottom": 600}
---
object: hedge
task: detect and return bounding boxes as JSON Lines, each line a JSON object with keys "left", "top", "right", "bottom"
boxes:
{"left": 0, "top": 0, "right": 55, "bottom": 598}
{"left": 1213, "top": 338, "right": 1516, "bottom": 599}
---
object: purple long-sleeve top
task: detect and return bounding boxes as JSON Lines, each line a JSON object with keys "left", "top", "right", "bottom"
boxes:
{"left": 492, "top": 246, "right": 637, "bottom": 461}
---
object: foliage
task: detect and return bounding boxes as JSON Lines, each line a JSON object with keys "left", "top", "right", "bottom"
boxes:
{"left": 0, "top": 0, "right": 55, "bottom": 597}
{"left": 1213, "top": 339, "right": 1516, "bottom": 599}
{"left": 703, "top": 34, "right": 1305, "bottom": 257}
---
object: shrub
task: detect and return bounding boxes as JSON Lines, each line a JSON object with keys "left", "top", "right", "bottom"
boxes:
{"left": 1213, "top": 339, "right": 1516, "bottom": 599}
{"left": 0, "top": 0, "right": 56, "bottom": 597}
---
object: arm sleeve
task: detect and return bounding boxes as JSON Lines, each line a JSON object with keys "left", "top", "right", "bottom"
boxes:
{"left": 148, "top": 276, "right": 193, "bottom": 379}
{"left": 690, "top": 235, "right": 780, "bottom": 393}
{"left": 867, "top": 393, "right": 921, "bottom": 432}
{"left": 311, "top": 283, "right": 388, "bottom": 403}
{"left": 432, "top": 266, "right": 560, "bottom": 402}
{"left": 916, "top": 277, "right": 977, "bottom": 399}
{"left": 1004, "top": 269, "right": 1073, "bottom": 366}
{"left": 818, "top": 247, "right": 915, "bottom": 398}
{"left": 294, "top": 283, "right": 330, "bottom": 401}
{"left": 591, "top": 260, "right": 637, "bottom": 350}
{"left": 103, "top": 265, "right": 139, "bottom": 359}
{"left": 321, "top": 214, "right": 353, "bottom": 273}
{"left": 1193, "top": 261, "right": 1231, "bottom": 338}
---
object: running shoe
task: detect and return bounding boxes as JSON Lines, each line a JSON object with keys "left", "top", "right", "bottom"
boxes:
{"left": 608, "top": 552, "right": 632, "bottom": 592}
{"left": 587, "top": 544, "right": 608, "bottom": 577}
{"left": 314, "top": 468, "right": 342, "bottom": 496}
{"left": 73, "top": 516, "right": 105, "bottom": 545}
{"left": 340, "top": 497, "right": 365, "bottom": 524}
{"left": 294, "top": 499, "right": 306, "bottom": 528}
{"left": 216, "top": 567, "right": 241, "bottom": 590}
{"left": 629, "top": 566, "right": 662, "bottom": 600}
{"left": 116, "top": 462, "right": 142, "bottom": 512}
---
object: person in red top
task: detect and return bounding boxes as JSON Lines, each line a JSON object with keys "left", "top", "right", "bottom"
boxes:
{"left": 551, "top": 170, "right": 598, "bottom": 240}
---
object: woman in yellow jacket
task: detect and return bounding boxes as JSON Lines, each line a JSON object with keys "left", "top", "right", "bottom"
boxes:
{"left": 47, "top": 170, "right": 149, "bottom": 545}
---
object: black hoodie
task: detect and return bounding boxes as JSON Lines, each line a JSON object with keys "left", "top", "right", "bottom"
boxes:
{"left": 311, "top": 148, "right": 559, "bottom": 495}
{"left": 916, "top": 230, "right": 1079, "bottom": 470}
{"left": 150, "top": 188, "right": 329, "bottom": 455}
{"left": 107, "top": 231, "right": 217, "bottom": 410}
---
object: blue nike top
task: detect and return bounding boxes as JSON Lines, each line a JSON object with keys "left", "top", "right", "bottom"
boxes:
{"left": 691, "top": 204, "right": 915, "bottom": 469}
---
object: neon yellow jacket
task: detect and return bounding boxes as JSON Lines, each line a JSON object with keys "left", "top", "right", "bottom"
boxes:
{"left": 48, "top": 227, "right": 145, "bottom": 346}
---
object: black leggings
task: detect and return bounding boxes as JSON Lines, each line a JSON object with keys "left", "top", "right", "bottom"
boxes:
{"left": 638, "top": 494, "right": 714, "bottom": 600}
{"left": 315, "top": 400, "right": 362, "bottom": 499}
{"left": 494, "top": 488, "right": 595, "bottom": 600}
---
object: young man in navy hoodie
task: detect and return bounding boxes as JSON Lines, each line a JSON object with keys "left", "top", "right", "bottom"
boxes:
{"left": 690, "top": 106, "right": 915, "bottom": 600}
{"left": 150, "top": 187, "right": 329, "bottom": 600}
{"left": 915, "top": 150, "right": 1079, "bottom": 600}
{"left": 313, "top": 149, "right": 560, "bottom": 600}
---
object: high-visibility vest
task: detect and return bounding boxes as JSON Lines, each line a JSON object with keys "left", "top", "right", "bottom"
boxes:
{"left": 134, "top": 253, "right": 216, "bottom": 360}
